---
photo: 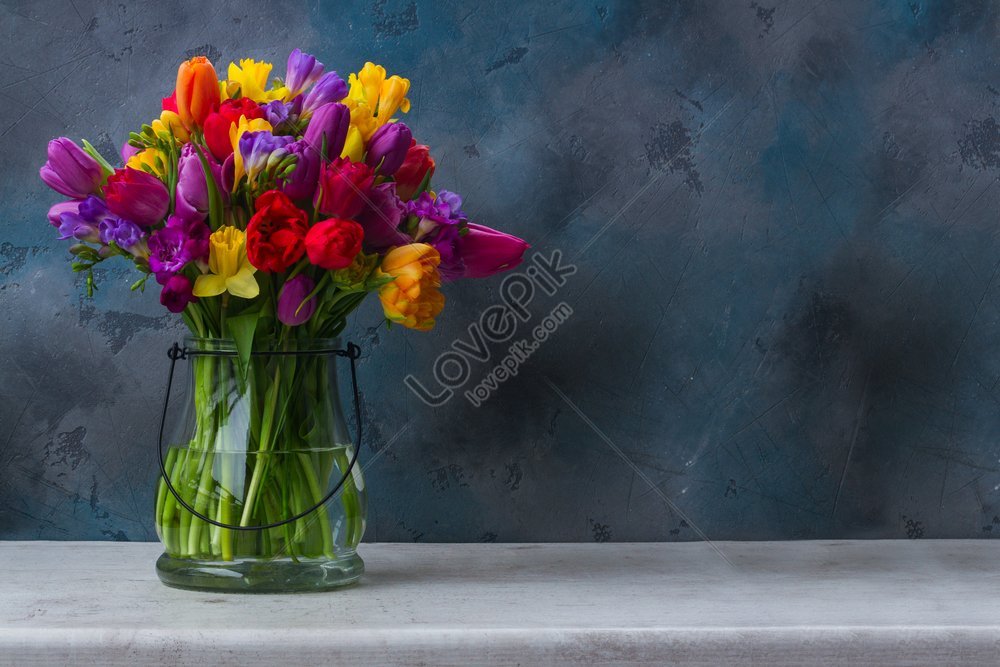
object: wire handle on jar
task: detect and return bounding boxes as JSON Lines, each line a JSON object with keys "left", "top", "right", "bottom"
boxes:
{"left": 156, "top": 341, "right": 363, "bottom": 532}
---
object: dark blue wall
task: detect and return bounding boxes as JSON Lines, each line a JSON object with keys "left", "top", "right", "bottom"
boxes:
{"left": 1, "top": 0, "right": 999, "bottom": 542}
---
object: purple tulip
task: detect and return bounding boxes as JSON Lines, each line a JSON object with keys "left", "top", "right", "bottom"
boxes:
{"left": 39, "top": 138, "right": 103, "bottom": 198}
{"left": 279, "top": 141, "right": 320, "bottom": 200}
{"left": 277, "top": 274, "right": 317, "bottom": 326}
{"left": 458, "top": 223, "right": 529, "bottom": 279}
{"left": 302, "top": 102, "right": 349, "bottom": 161}
{"left": 104, "top": 168, "right": 169, "bottom": 227}
{"left": 160, "top": 274, "right": 197, "bottom": 314}
{"left": 285, "top": 49, "right": 325, "bottom": 97}
{"left": 302, "top": 71, "right": 347, "bottom": 116}
{"left": 239, "top": 131, "right": 294, "bottom": 182}
{"left": 48, "top": 200, "right": 82, "bottom": 228}
{"left": 175, "top": 144, "right": 224, "bottom": 222}
{"left": 147, "top": 215, "right": 210, "bottom": 284}
{"left": 356, "top": 183, "right": 411, "bottom": 252}
{"left": 365, "top": 122, "right": 412, "bottom": 176}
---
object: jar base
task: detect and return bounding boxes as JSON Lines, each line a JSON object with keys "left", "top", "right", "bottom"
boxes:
{"left": 155, "top": 551, "right": 364, "bottom": 593}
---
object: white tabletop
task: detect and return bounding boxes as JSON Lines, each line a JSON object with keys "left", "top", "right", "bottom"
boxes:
{"left": 0, "top": 540, "right": 998, "bottom": 665}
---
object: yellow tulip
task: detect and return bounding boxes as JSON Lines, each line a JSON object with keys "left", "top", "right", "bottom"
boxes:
{"left": 193, "top": 226, "right": 259, "bottom": 299}
{"left": 378, "top": 244, "right": 445, "bottom": 331}
{"left": 126, "top": 147, "right": 167, "bottom": 178}
{"left": 151, "top": 110, "right": 189, "bottom": 142}
{"left": 228, "top": 116, "right": 272, "bottom": 187}
{"left": 226, "top": 59, "right": 288, "bottom": 103}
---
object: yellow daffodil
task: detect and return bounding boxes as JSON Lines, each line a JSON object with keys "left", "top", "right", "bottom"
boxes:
{"left": 126, "top": 147, "right": 167, "bottom": 177}
{"left": 378, "top": 243, "right": 444, "bottom": 331}
{"left": 226, "top": 59, "right": 288, "bottom": 103}
{"left": 193, "top": 226, "right": 259, "bottom": 299}
{"left": 345, "top": 62, "right": 410, "bottom": 140}
{"left": 229, "top": 115, "right": 272, "bottom": 187}
{"left": 150, "top": 110, "right": 189, "bottom": 143}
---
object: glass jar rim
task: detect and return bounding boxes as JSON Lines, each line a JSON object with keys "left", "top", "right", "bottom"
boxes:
{"left": 183, "top": 336, "right": 344, "bottom": 352}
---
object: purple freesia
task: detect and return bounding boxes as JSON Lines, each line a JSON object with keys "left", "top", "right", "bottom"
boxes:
{"left": 457, "top": 223, "right": 529, "bottom": 278}
{"left": 284, "top": 49, "right": 325, "bottom": 97}
{"left": 263, "top": 96, "right": 303, "bottom": 134}
{"left": 356, "top": 183, "right": 411, "bottom": 252}
{"left": 365, "top": 122, "right": 411, "bottom": 176}
{"left": 98, "top": 216, "right": 143, "bottom": 250}
{"left": 406, "top": 190, "right": 468, "bottom": 280}
{"left": 147, "top": 215, "right": 210, "bottom": 284}
{"left": 239, "top": 131, "right": 295, "bottom": 182}
{"left": 39, "top": 138, "right": 103, "bottom": 198}
{"left": 175, "top": 144, "right": 224, "bottom": 222}
{"left": 54, "top": 195, "right": 113, "bottom": 243}
{"left": 276, "top": 274, "right": 317, "bottom": 326}
{"left": 278, "top": 140, "right": 320, "bottom": 201}
{"left": 302, "top": 71, "right": 347, "bottom": 116}
{"left": 160, "top": 274, "right": 197, "bottom": 313}
{"left": 303, "top": 102, "right": 349, "bottom": 161}
{"left": 48, "top": 200, "right": 82, "bottom": 228}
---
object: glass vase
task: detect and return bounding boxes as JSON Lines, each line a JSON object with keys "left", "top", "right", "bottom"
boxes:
{"left": 154, "top": 337, "right": 367, "bottom": 593}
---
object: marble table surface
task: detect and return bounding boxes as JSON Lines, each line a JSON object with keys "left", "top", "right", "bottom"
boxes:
{"left": 0, "top": 540, "right": 998, "bottom": 665}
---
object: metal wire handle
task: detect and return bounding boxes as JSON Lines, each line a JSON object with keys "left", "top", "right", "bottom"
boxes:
{"left": 156, "top": 341, "right": 363, "bottom": 531}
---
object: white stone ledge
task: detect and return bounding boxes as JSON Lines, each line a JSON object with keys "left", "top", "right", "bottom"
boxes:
{"left": 1, "top": 540, "right": 998, "bottom": 665}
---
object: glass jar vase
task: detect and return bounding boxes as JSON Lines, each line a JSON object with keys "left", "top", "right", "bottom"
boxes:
{"left": 154, "top": 337, "right": 367, "bottom": 592}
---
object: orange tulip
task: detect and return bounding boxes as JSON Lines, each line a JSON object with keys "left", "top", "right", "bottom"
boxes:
{"left": 175, "top": 56, "right": 221, "bottom": 129}
{"left": 378, "top": 244, "right": 445, "bottom": 331}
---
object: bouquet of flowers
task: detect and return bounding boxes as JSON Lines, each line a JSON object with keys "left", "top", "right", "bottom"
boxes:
{"left": 39, "top": 51, "right": 528, "bottom": 572}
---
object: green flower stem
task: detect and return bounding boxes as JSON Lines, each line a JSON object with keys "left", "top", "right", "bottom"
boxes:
{"left": 297, "top": 452, "right": 335, "bottom": 558}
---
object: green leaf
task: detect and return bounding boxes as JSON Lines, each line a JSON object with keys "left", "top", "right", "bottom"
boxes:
{"left": 80, "top": 139, "right": 115, "bottom": 179}
{"left": 411, "top": 166, "right": 434, "bottom": 199}
{"left": 226, "top": 308, "right": 261, "bottom": 383}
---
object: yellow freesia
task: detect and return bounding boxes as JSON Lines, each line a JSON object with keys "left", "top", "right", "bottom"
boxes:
{"left": 226, "top": 59, "right": 288, "bottom": 103}
{"left": 345, "top": 62, "right": 410, "bottom": 140}
{"left": 126, "top": 147, "right": 167, "bottom": 177}
{"left": 229, "top": 116, "right": 273, "bottom": 187}
{"left": 340, "top": 125, "right": 365, "bottom": 162}
{"left": 193, "top": 226, "right": 259, "bottom": 299}
{"left": 150, "top": 110, "right": 189, "bottom": 142}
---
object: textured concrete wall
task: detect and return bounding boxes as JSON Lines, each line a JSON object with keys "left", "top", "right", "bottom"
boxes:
{"left": 1, "top": 0, "right": 999, "bottom": 543}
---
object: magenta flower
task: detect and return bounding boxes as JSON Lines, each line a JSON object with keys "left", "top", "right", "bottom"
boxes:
{"left": 458, "top": 223, "right": 529, "bottom": 278}
{"left": 303, "top": 102, "right": 349, "bottom": 161}
{"left": 104, "top": 168, "right": 169, "bottom": 226}
{"left": 365, "top": 122, "right": 411, "bottom": 175}
{"left": 147, "top": 215, "right": 210, "bottom": 284}
{"left": 160, "top": 274, "right": 197, "bottom": 313}
{"left": 277, "top": 274, "right": 317, "bottom": 326}
{"left": 279, "top": 141, "right": 320, "bottom": 201}
{"left": 39, "top": 138, "right": 103, "bottom": 198}
{"left": 284, "top": 49, "right": 325, "bottom": 97}
{"left": 175, "top": 144, "right": 224, "bottom": 222}
{"left": 302, "top": 71, "right": 347, "bottom": 116}
{"left": 356, "top": 182, "right": 411, "bottom": 252}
